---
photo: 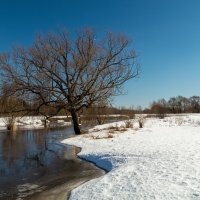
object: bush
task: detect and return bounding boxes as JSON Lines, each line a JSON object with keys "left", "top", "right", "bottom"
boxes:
{"left": 3, "top": 116, "right": 17, "bottom": 131}
{"left": 125, "top": 120, "right": 133, "bottom": 128}
{"left": 138, "top": 117, "right": 144, "bottom": 128}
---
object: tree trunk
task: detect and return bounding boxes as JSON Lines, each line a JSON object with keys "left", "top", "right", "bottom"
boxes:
{"left": 70, "top": 109, "right": 81, "bottom": 135}
{"left": 7, "top": 122, "right": 17, "bottom": 132}
{"left": 96, "top": 116, "right": 102, "bottom": 125}
{"left": 43, "top": 118, "right": 48, "bottom": 128}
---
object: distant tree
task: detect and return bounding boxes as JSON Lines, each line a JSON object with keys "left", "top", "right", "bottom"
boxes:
{"left": 0, "top": 91, "right": 27, "bottom": 130}
{"left": 168, "top": 97, "right": 179, "bottom": 113}
{"left": 189, "top": 96, "right": 200, "bottom": 113}
{"left": 150, "top": 102, "right": 166, "bottom": 118}
{"left": 168, "top": 96, "right": 190, "bottom": 113}
{"left": 176, "top": 96, "right": 190, "bottom": 113}
{"left": 0, "top": 29, "right": 139, "bottom": 134}
{"left": 83, "top": 101, "right": 109, "bottom": 125}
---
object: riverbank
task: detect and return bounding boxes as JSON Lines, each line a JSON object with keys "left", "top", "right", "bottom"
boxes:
{"left": 62, "top": 115, "right": 200, "bottom": 199}
{"left": 27, "top": 147, "right": 105, "bottom": 200}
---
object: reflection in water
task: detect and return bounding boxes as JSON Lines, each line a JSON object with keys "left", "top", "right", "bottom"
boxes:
{"left": 0, "top": 127, "right": 77, "bottom": 199}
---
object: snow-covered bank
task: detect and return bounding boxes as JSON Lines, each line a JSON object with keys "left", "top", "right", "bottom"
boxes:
{"left": 0, "top": 116, "right": 71, "bottom": 131}
{"left": 0, "top": 116, "right": 45, "bottom": 130}
{"left": 62, "top": 115, "right": 200, "bottom": 200}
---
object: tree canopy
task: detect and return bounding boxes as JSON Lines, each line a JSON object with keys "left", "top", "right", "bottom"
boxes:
{"left": 0, "top": 29, "right": 139, "bottom": 134}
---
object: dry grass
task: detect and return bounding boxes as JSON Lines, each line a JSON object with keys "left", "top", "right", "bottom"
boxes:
{"left": 82, "top": 121, "right": 138, "bottom": 140}
{"left": 80, "top": 130, "right": 89, "bottom": 135}
{"left": 138, "top": 118, "right": 145, "bottom": 128}
{"left": 120, "top": 127, "right": 128, "bottom": 132}
{"left": 107, "top": 125, "right": 128, "bottom": 134}
{"left": 107, "top": 133, "right": 114, "bottom": 138}
{"left": 175, "top": 117, "right": 184, "bottom": 126}
{"left": 125, "top": 120, "right": 133, "bottom": 128}
{"left": 90, "top": 133, "right": 114, "bottom": 139}
{"left": 108, "top": 126, "right": 118, "bottom": 130}
{"left": 92, "top": 128, "right": 100, "bottom": 132}
{"left": 108, "top": 129, "right": 115, "bottom": 134}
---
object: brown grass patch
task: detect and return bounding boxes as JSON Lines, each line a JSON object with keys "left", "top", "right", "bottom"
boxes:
{"left": 120, "top": 128, "right": 127, "bottom": 132}
{"left": 125, "top": 120, "right": 133, "bottom": 128}
{"left": 90, "top": 133, "right": 114, "bottom": 139}
{"left": 80, "top": 130, "right": 89, "bottom": 134}
{"left": 107, "top": 125, "right": 128, "bottom": 133}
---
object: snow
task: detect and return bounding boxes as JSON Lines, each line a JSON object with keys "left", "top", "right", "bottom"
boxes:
{"left": 0, "top": 116, "right": 44, "bottom": 130}
{"left": 0, "top": 116, "right": 71, "bottom": 130}
{"left": 62, "top": 115, "right": 200, "bottom": 200}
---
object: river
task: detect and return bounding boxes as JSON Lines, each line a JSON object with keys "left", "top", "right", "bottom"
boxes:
{"left": 0, "top": 127, "right": 105, "bottom": 200}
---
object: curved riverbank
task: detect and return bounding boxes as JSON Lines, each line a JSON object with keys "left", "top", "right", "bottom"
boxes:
{"left": 26, "top": 146, "right": 106, "bottom": 200}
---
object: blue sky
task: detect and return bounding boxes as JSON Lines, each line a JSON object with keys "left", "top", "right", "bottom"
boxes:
{"left": 1, "top": 0, "right": 200, "bottom": 108}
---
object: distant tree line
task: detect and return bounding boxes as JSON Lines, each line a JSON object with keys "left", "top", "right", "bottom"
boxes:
{"left": 1, "top": 95, "right": 199, "bottom": 121}
{"left": 145, "top": 96, "right": 200, "bottom": 116}
{"left": 0, "top": 95, "right": 135, "bottom": 118}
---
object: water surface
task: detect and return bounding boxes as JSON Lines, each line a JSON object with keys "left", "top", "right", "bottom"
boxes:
{"left": 0, "top": 127, "right": 104, "bottom": 199}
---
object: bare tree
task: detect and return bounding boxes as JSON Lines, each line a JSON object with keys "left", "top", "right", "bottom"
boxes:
{"left": 190, "top": 96, "right": 200, "bottom": 113}
{"left": 0, "top": 88, "right": 28, "bottom": 130}
{"left": 0, "top": 29, "right": 139, "bottom": 134}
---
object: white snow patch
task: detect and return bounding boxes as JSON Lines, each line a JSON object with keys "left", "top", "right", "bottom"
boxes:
{"left": 17, "top": 183, "right": 45, "bottom": 199}
{"left": 0, "top": 116, "right": 71, "bottom": 130}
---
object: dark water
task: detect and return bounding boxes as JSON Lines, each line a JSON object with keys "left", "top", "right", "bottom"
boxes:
{"left": 0, "top": 127, "right": 105, "bottom": 200}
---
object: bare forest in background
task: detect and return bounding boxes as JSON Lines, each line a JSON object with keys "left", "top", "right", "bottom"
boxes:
{"left": 145, "top": 96, "right": 200, "bottom": 118}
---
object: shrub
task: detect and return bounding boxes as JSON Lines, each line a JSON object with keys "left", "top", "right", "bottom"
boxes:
{"left": 3, "top": 116, "right": 17, "bottom": 131}
{"left": 138, "top": 117, "right": 144, "bottom": 128}
{"left": 125, "top": 120, "right": 133, "bottom": 128}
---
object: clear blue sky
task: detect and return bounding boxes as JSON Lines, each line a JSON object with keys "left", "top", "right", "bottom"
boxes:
{"left": 1, "top": 0, "right": 200, "bottom": 108}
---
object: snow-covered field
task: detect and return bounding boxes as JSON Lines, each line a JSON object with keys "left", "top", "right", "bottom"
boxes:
{"left": 62, "top": 114, "right": 200, "bottom": 200}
